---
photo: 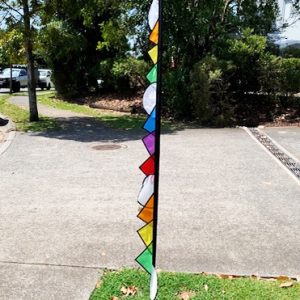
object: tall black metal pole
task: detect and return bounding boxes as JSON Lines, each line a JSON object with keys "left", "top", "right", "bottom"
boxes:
{"left": 153, "top": 0, "right": 163, "bottom": 268}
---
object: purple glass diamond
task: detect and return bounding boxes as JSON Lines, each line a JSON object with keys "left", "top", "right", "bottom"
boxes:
{"left": 143, "top": 132, "right": 155, "bottom": 155}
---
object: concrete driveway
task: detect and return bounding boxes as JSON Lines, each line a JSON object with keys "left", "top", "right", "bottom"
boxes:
{"left": 261, "top": 127, "right": 300, "bottom": 161}
{"left": 1, "top": 98, "right": 300, "bottom": 299}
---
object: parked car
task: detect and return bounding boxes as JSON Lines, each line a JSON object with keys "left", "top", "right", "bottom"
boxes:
{"left": 0, "top": 68, "right": 28, "bottom": 93}
{"left": 38, "top": 69, "right": 54, "bottom": 90}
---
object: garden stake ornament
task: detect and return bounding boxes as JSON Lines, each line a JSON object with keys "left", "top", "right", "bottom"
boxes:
{"left": 135, "top": 0, "right": 163, "bottom": 299}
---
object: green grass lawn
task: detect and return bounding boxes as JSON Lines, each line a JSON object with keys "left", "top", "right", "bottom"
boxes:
{"left": 0, "top": 95, "right": 59, "bottom": 132}
{"left": 38, "top": 93, "right": 177, "bottom": 131}
{"left": 90, "top": 269, "right": 300, "bottom": 300}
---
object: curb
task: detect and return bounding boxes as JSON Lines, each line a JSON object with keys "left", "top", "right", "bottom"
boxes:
{"left": 0, "top": 113, "right": 16, "bottom": 157}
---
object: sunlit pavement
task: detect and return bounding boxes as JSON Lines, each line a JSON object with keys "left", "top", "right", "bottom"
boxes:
{"left": 261, "top": 127, "right": 300, "bottom": 161}
{"left": 0, "top": 88, "right": 55, "bottom": 95}
{"left": 0, "top": 97, "right": 300, "bottom": 299}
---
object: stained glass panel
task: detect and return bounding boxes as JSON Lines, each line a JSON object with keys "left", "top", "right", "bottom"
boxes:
{"left": 138, "top": 221, "right": 153, "bottom": 247}
{"left": 149, "top": 22, "right": 159, "bottom": 44}
{"left": 143, "top": 132, "right": 156, "bottom": 155}
{"left": 138, "top": 176, "right": 155, "bottom": 206}
{"left": 148, "top": 46, "right": 158, "bottom": 64}
{"left": 140, "top": 155, "right": 155, "bottom": 176}
{"left": 148, "top": 0, "right": 159, "bottom": 30}
{"left": 143, "top": 109, "right": 156, "bottom": 133}
{"left": 143, "top": 83, "right": 157, "bottom": 115}
{"left": 147, "top": 65, "right": 157, "bottom": 84}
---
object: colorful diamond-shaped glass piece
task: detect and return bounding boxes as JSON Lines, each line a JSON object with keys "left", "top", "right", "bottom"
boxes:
{"left": 143, "top": 83, "right": 157, "bottom": 115}
{"left": 138, "top": 176, "right": 154, "bottom": 206}
{"left": 149, "top": 22, "right": 159, "bottom": 44}
{"left": 138, "top": 195, "right": 154, "bottom": 223}
{"left": 143, "top": 132, "right": 155, "bottom": 155}
{"left": 144, "top": 109, "right": 156, "bottom": 133}
{"left": 148, "top": 46, "right": 158, "bottom": 64}
{"left": 148, "top": 243, "right": 153, "bottom": 254}
{"left": 147, "top": 65, "right": 157, "bottom": 84}
{"left": 140, "top": 155, "right": 155, "bottom": 176}
{"left": 136, "top": 246, "right": 153, "bottom": 274}
{"left": 138, "top": 221, "right": 153, "bottom": 247}
{"left": 148, "top": 0, "right": 159, "bottom": 30}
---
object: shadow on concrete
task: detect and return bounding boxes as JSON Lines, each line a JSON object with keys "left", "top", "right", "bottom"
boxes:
{"left": 33, "top": 116, "right": 142, "bottom": 143}
{"left": 31, "top": 116, "right": 181, "bottom": 144}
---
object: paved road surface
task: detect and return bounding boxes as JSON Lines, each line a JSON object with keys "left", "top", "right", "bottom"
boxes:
{"left": 262, "top": 127, "right": 300, "bottom": 161}
{"left": 0, "top": 132, "right": 4, "bottom": 143}
{"left": 1, "top": 96, "right": 300, "bottom": 299}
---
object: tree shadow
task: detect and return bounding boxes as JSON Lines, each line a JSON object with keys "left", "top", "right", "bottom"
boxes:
{"left": 31, "top": 116, "right": 181, "bottom": 143}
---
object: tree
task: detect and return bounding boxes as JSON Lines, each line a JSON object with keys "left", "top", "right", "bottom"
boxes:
{"left": 0, "top": 0, "right": 41, "bottom": 121}
{"left": 0, "top": 28, "right": 25, "bottom": 93}
{"left": 39, "top": 0, "right": 129, "bottom": 98}
{"left": 128, "top": 0, "right": 280, "bottom": 121}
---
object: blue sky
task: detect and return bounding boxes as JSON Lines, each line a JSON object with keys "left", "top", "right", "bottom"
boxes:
{"left": 276, "top": 0, "right": 300, "bottom": 47}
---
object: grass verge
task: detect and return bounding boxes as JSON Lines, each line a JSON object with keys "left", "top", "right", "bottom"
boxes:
{"left": 0, "top": 95, "right": 59, "bottom": 132}
{"left": 90, "top": 269, "right": 300, "bottom": 300}
{"left": 38, "top": 93, "right": 176, "bottom": 131}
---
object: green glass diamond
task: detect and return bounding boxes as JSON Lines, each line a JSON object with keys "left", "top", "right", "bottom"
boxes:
{"left": 136, "top": 246, "right": 153, "bottom": 274}
{"left": 147, "top": 65, "right": 157, "bottom": 83}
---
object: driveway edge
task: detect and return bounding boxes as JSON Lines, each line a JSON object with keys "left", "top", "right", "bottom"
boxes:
{"left": 0, "top": 113, "right": 16, "bottom": 157}
{"left": 242, "top": 126, "right": 300, "bottom": 186}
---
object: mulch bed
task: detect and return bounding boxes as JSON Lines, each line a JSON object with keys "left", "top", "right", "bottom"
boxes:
{"left": 71, "top": 93, "right": 300, "bottom": 127}
{"left": 262, "top": 109, "right": 300, "bottom": 127}
{"left": 81, "top": 93, "right": 143, "bottom": 114}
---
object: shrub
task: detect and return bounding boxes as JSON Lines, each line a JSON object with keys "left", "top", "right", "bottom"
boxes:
{"left": 280, "top": 58, "right": 300, "bottom": 95}
{"left": 223, "top": 29, "right": 268, "bottom": 95}
{"left": 112, "top": 57, "right": 149, "bottom": 90}
{"left": 99, "top": 57, "right": 149, "bottom": 92}
{"left": 163, "top": 68, "right": 192, "bottom": 120}
{"left": 282, "top": 47, "right": 300, "bottom": 59}
{"left": 189, "top": 56, "right": 235, "bottom": 126}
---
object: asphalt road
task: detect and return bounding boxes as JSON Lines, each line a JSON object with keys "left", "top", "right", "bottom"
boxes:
{"left": 1, "top": 98, "right": 300, "bottom": 299}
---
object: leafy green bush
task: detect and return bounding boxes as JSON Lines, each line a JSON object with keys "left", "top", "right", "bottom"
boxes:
{"left": 223, "top": 29, "right": 268, "bottom": 95}
{"left": 282, "top": 47, "right": 300, "bottom": 59}
{"left": 39, "top": 21, "right": 88, "bottom": 98}
{"left": 219, "top": 31, "right": 283, "bottom": 123}
{"left": 280, "top": 58, "right": 300, "bottom": 95}
{"left": 257, "top": 54, "right": 281, "bottom": 118}
{"left": 163, "top": 29, "right": 300, "bottom": 126}
{"left": 189, "top": 56, "right": 234, "bottom": 126}
{"left": 112, "top": 57, "right": 149, "bottom": 90}
{"left": 163, "top": 68, "right": 192, "bottom": 120}
{"left": 40, "top": 1, "right": 129, "bottom": 98}
{"left": 99, "top": 57, "right": 149, "bottom": 92}
{"left": 258, "top": 54, "right": 281, "bottom": 95}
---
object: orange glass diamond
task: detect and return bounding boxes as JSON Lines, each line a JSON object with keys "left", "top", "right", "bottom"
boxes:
{"left": 149, "top": 22, "right": 159, "bottom": 44}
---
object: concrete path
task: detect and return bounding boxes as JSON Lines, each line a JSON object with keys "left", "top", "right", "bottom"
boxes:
{"left": 0, "top": 113, "right": 15, "bottom": 157}
{"left": 10, "top": 96, "right": 89, "bottom": 119}
{"left": 1, "top": 96, "right": 300, "bottom": 299}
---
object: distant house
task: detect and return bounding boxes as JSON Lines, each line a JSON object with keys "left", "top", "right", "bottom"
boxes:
{"left": 274, "top": 0, "right": 300, "bottom": 48}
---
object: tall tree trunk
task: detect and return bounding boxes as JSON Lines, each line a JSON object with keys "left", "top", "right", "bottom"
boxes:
{"left": 9, "top": 62, "right": 12, "bottom": 94}
{"left": 22, "top": 0, "right": 39, "bottom": 122}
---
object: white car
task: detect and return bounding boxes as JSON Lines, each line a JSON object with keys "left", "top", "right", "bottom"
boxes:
{"left": 0, "top": 68, "right": 28, "bottom": 92}
{"left": 38, "top": 69, "right": 54, "bottom": 90}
